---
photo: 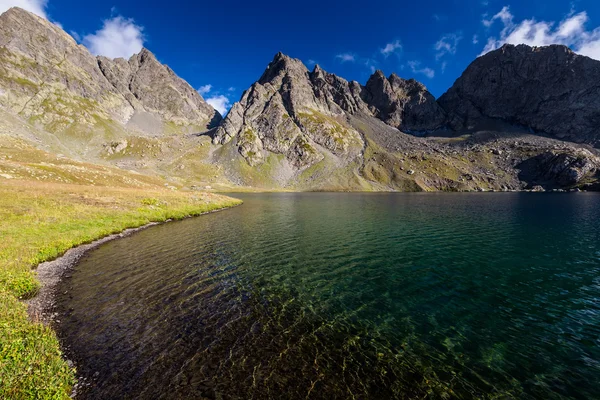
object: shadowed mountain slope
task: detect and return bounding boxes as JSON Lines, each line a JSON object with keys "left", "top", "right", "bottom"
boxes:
{"left": 439, "top": 44, "right": 600, "bottom": 146}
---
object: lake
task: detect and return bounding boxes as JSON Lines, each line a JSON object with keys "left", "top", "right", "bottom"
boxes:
{"left": 56, "top": 193, "right": 600, "bottom": 399}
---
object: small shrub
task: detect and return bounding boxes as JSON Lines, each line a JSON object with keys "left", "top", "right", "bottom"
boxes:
{"left": 141, "top": 197, "right": 160, "bottom": 206}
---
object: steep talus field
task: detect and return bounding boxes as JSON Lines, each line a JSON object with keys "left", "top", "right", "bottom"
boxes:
{"left": 0, "top": 7, "right": 598, "bottom": 192}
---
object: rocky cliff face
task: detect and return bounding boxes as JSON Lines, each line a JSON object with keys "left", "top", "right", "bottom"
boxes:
{"left": 0, "top": 7, "right": 220, "bottom": 136}
{"left": 362, "top": 71, "right": 446, "bottom": 132}
{"left": 439, "top": 44, "right": 600, "bottom": 146}
{"left": 0, "top": 7, "right": 133, "bottom": 130}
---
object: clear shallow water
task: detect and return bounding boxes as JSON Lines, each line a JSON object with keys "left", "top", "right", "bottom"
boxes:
{"left": 57, "top": 193, "right": 600, "bottom": 399}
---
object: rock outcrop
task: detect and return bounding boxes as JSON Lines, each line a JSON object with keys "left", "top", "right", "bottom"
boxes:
{"left": 517, "top": 149, "right": 600, "bottom": 189}
{"left": 439, "top": 44, "right": 600, "bottom": 146}
{"left": 362, "top": 71, "right": 446, "bottom": 132}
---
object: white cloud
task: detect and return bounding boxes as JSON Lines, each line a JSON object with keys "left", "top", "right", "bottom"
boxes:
{"left": 577, "top": 35, "right": 600, "bottom": 60}
{"left": 435, "top": 32, "right": 462, "bottom": 59}
{"left": 407, "top": 61, "right": 435, "bottom": 78}
{"left": 83, "top": 16, "right": 144, "bottom": 59}
{"left": 441, "top": 61, "right": 448, "bottom": 73}
{"left": 0, "top": 0, "right": 47, "bottom": 18}
{"left": 480, "top": 6, "right": 600, "bottom": 60}
{"left": 228, "top": 87, "right": 236, "bottom": 92}
{"left": 197, "top": 84, "right": 212, "bottom": 95}
{"left": 206, "top": 95, "right": 230, "bottom": 115}
{"left": 380, "top": 40, "right": 402, "bottom": 57}
{"left": 306, "top": 59, "right": 317, "bottom": 66}
{"left": 335, "top": 53, "right": 356, "bottom": 63}
{"left": 473, "top": 34, "right": 479, "bottom": 44}
{"left": 482, "top": 6, "right": 513, "bottom": 28}
{"left": 558, "top": 11, "right": 587, "bottom": 37}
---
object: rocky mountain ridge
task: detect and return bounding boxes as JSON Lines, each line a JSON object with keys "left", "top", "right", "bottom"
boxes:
{"left": 212, "top": 53, "right": 447, "bottom": 169}
{"left": 0, "top": 7, "right": 598, "bottom": 192}
{"left": 98, "top": 49, "right": 221, "bottom": 129}
{"left": 0, "top": 7, "right": 220, "bottom": 138}
{"left": 211, "top": 49, "right": 599, "bottom": 191}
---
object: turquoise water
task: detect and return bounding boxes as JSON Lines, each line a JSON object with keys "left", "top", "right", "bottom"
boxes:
{"left": 57, "top": 193, "right": 600, "bottom": 399}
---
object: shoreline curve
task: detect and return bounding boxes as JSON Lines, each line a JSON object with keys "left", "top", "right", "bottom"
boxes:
{"left": 26, "top": 203, "right": 242, "bottom": 326}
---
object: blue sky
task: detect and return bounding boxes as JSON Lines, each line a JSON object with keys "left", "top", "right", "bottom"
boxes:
{"left": 2, "top": 0, "right": 600, "bottom": 113}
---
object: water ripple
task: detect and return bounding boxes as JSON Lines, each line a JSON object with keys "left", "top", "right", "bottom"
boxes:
{"left": 57, "top": 193, "right": 600, "bottom": 399}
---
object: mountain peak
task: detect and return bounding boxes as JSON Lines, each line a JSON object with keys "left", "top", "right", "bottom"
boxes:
{"left": 98, "top": 45, "right": 221, "bottom": 127}
{"left": 130, "top": 47, "right": 158, "bottom": 63}
{"left": 259, "top": 52, "right": 308, "bottom": 85}
{"left": 490, "top": 43, "right": 576, "bottom": 59}
{"left": 269, "top": 51, "right": 300, "bottom": 65}
{"left": 267, "top": 52, "right": 298, "bottom": 68}
{"left": 2, "top": 6, "right": 41, "bottom": 19}
{"left": 273, "top": 51, "right": 290, "bottom": 61}
{"left": 372, "top": 70, "right": 386, "bottom": 79}
{"left": 0, "top": 6, "right": 63, "bottom": 37}
{"left": 0, "top": 5, "right": 77, "bottom": 51}
{"left": 138, "top": 47, "right": 154, "bottom": 56}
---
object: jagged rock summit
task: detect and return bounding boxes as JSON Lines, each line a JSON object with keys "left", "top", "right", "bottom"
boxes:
{"left": 213, "top": 53, "right": 364, "bottom": 168}
{"left": 98, "top": 49, "right": 221, "bottom": 128}
{"left": 439, "top": 44, "right": 600, "bottom": 146}
{"left": 0, "top": 6, "right": 220, "bottom": 136}
{"left": 362, "top": 70, "right": 446, "bottom": 132}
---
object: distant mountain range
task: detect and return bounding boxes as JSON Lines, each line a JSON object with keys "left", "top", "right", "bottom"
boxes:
{"left": 0, "top": 7, "right": 598, "bottom": 192}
